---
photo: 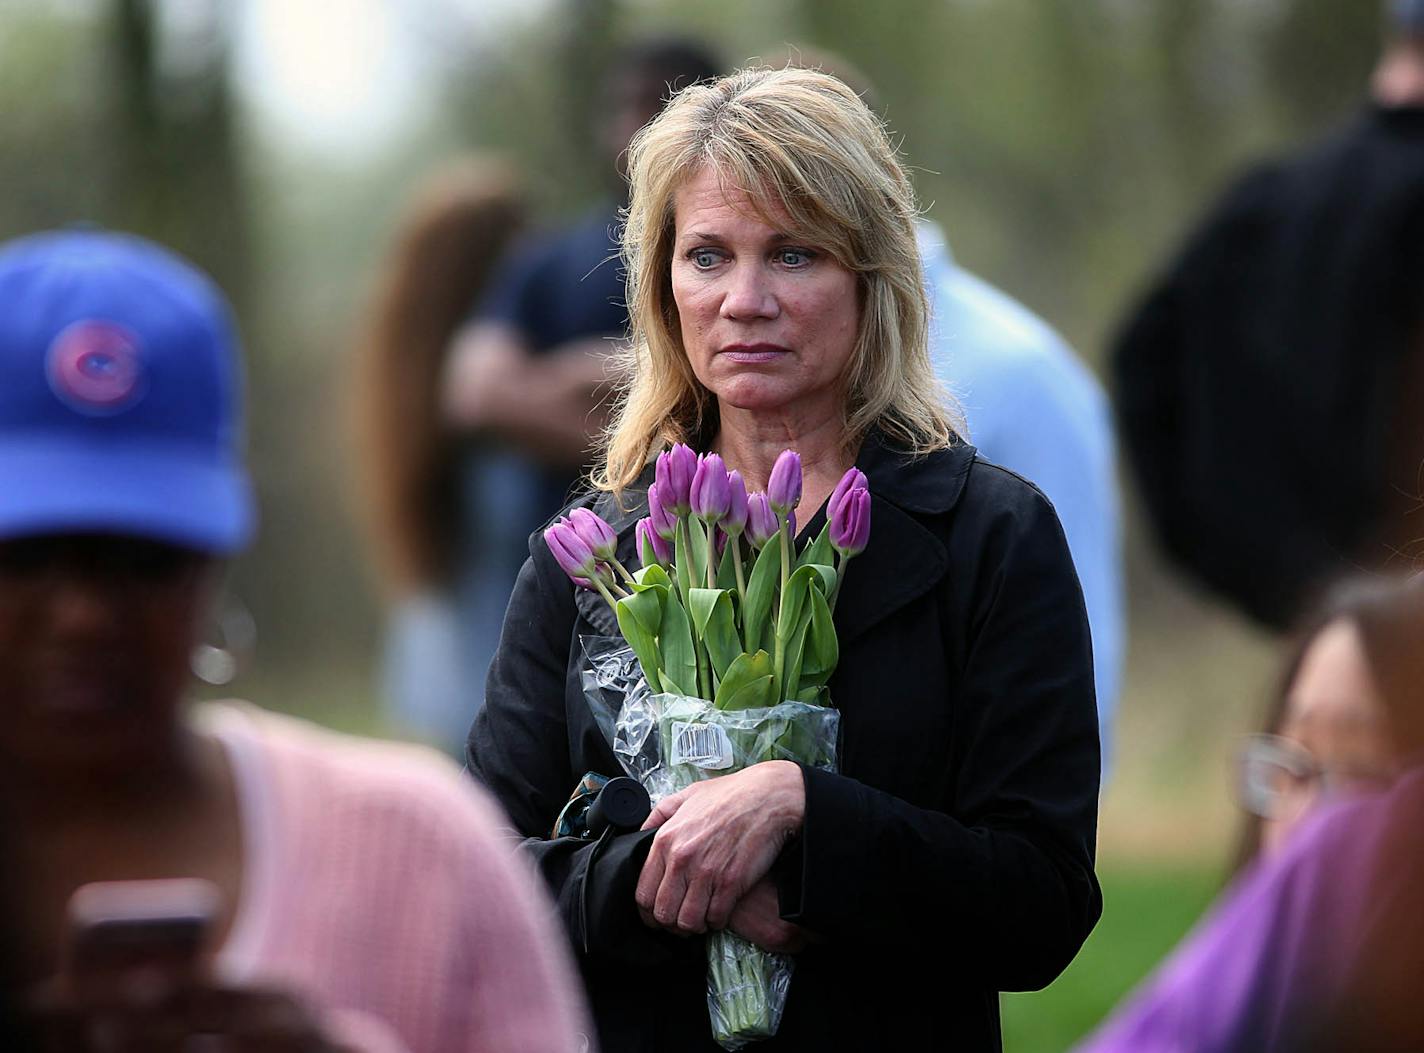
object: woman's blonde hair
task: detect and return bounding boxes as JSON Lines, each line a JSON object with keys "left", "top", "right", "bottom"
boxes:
{"left": 596, "top": 65, "right": 958, "bottom": 492}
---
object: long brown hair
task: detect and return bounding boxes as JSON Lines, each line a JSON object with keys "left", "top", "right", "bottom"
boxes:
{"left": 351, "top": 159, "right": 524, "bottom": 595}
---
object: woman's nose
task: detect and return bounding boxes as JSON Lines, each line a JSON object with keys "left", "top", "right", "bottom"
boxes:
{"left": 720, "top": 263, "right": 780, "bottom": 321}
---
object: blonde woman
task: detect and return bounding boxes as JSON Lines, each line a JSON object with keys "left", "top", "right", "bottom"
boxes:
{"left": 468, "top": 67, "right": 1101, "bottom": 1052}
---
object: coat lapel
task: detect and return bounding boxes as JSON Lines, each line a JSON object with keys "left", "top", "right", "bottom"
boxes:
{"left": 831, "top": 496, "right": 949, "bottom": 648}
{"left": 830, "top": 431, "right": 975, "bottom": 648}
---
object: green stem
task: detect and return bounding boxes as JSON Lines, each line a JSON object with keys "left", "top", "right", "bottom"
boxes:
{"left": 675, "top": 516, "right": 693, "bottom": 606}
{"left": 592, "top": 577, "right": 621, "bottom": 614}
{"left": 731, "top": 541, "right": 747, "bottom": 605}
{"left": 611, "top": 556, "right": 637, "bottom": 585}
{"left": 703, "top": 521, "right": 717, "bottom": 591}
{"left": 773, "top": 521, "right": 790, "bottom": 695}
{"left": 828, "top": 551, "right": 852, "bottom": 611}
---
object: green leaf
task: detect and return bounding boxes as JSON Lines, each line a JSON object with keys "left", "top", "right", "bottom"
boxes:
{"left": 780, "top": 603, "right": 814, "bottom": 701}
{"left": 776, "top": 565, "right": 820, "bottom": 643}
{"left": 614, "top": 597, "right": 663, "bottom": 694}
{"left": 715, "top": 538, "right": 739, "bottom": 591}
{"left": 803, "top": 562, "right": 837, "bottom": 597}
{"left": 713, "top": 649, "right": 772, "bottom": 708}
{"left": 721, "top": 674, "right": 775, "bottom": 711}
{"left": 658, "top": 592, "right": 699, "bottom": 699}
{"left": 797, "top": 521, "right": 834, "bottom": 570}
{"left": 687, "top": 518, "right": 710, "bottom": 589}
{"left": 743, "top": 536, "right": 781, "bottom": 652}
{"left": 799, "top": 583, "right": 839, "bottom": 682}
{"left": 634, "top": 563, "right": 673, "bottom": 590}
{"left": 621, "top": 582, "right": 665, "bottom": 638}
{"left": 696, "top": 591, "right": 741, "bottom": 680}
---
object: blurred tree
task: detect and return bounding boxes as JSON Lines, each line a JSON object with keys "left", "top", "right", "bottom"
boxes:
{"left": 106, "top": 0, "right": 252, "bottom": 318}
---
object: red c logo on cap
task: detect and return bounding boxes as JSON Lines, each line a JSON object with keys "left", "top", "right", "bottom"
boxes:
{"left": 46, "top": 321, "right": 147, "bottom": 416}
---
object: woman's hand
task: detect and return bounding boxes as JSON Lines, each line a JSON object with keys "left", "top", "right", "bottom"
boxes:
{"left": 636, "top": 760, "right": 805, "bottom": 937}
{"left": 727, "top": 879, "right": 808, "bottom": 954}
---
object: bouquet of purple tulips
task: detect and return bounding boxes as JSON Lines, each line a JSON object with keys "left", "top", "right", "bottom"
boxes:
{"left": 545, "top": 445, "right": 870, "bottom": 1050}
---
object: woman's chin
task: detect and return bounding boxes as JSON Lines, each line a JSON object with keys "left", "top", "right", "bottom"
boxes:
{"left": 710, "top": 379, "right": 804, "bottom": 415}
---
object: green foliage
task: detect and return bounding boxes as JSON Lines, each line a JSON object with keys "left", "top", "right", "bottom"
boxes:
{"left": 1001, "top": 862, "right": 1221, "bottom": 1052}
{"left": 658, "top": 591, "right": 699, "bottom": 698}
{"left": 743, "top": 538, "right": 782, "bottom": 654}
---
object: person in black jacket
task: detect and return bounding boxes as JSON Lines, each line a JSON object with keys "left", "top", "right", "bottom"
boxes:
{"left": 1111, "top": 1, "right": 1424, "bottom": 631}
{"left": 467, "top": 66, "right": 1101, "bottom": 1052}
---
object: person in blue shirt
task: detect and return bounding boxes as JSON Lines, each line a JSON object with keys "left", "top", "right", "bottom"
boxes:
{"left": 919, "top": 222, "right": 1125, "bottom": 773}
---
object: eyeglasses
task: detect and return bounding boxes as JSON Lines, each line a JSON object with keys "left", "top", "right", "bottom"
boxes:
{"left": 1236, "top": 733, "right": 1395, "bottom": 821}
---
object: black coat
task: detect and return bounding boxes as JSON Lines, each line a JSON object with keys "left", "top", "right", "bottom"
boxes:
{"left": 467, "top": 433, "right": 1102, "bottom": 1052}
{"left": 1111, "top": 105, "right": 1424, "bottom": 629}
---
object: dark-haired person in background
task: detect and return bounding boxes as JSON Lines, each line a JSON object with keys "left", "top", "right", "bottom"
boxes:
{"left": 427, "top": 38, "right": 720, "bottom": 748}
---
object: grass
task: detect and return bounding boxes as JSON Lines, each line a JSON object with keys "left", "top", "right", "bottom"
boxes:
{"left": 1001, "top": 862, "right": 1222, "bottom": 1052}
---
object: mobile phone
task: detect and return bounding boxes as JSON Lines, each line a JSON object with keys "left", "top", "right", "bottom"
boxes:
{"left": 65, "top": 878, "right": 219, "bottom": 985}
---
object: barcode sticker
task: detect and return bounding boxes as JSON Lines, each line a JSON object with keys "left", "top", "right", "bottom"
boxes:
{"left": 670, "top": 721, "right": 734, "bottom": 770}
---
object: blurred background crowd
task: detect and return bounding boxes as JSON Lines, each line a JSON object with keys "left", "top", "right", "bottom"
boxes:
{"left": 3, "top": 0, "right": 1422, "bottom": 1048}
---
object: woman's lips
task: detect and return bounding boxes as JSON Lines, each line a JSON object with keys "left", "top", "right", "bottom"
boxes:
{"left": 719, "top": 344, "right": 790, "bottom": 364}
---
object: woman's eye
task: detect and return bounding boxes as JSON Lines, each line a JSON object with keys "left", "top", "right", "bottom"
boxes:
{"left": 776, "top": 248, "right": 813, "bottom": 267}
{"left": 691, "top": 249, "right": 719, "bottom": 269}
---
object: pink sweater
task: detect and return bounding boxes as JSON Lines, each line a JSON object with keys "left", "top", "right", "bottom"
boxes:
{"left": 200, "top": 703, "right": 593, "bottom": 1053}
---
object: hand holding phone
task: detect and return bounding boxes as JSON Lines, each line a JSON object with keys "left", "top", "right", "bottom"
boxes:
{"left": 64, "top": 878, "right": 218, "bottom": 1003}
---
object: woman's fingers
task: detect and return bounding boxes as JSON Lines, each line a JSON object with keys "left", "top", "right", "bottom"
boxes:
{"left": 728, "top": 880, "right": 806, "bottom": 954}
{"left": 633, "top": 762, "right": 806, "bottom": 937}
{"left": 640, "top": 787, "right": 687, "bottom": 831}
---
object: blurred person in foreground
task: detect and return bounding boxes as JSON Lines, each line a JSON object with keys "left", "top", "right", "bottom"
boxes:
{"left": 1076, "top": 573, "right": 1424, "bottom": 1053}
{"left": 1112, "top": 0, "right": 1424, "bottom": 631}
{"left": 467, "top": 66, "right": 1101, "bottom": 1051}
{"left": 435, "top": 38, "right": 720, "bottom": 740}
{"left": 0, "top": 229, "right": 591, "bottom": 1052}
{"left": 1228, "top": 579, "right": 1403, "bottom": 873}
{"left": 351, "top": 159, "right": 526, "bottom": 751}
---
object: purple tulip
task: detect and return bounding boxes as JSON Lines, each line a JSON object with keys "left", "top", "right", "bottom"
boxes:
{"left": 746, "top": 492, "right": 779, "bottom": 549}
{"left": 569, "top": 507, "right": 618, "bottom": 563}
{"left": 767, "top": 449, "right": 802, "bottom": 515}
{"left": 545, "top": 520, "right": 598, "bottom": 584}
{"left": 722, "top": 470, "right": 749, "bottom": 537}
{"left": 830, "top": 485, "right": 871, "bottom": 557}
{"left": 655, "top": 443, "right": 697, "bottom": 515}
{"left": 646, "top": 483, "right": 677, "bottom": 541}
{"left": 828, "top": 467, "right": 868, "bottom": 522}
{"left": 636, "top": 517, "right": 672, "bottom": 567}
{"left": 690, "top": 453, "right": 732, "bottom": 522}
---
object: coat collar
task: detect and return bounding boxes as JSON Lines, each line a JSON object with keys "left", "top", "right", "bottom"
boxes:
{"left": 577, "top": 430, "right": 978, "bottom": 646}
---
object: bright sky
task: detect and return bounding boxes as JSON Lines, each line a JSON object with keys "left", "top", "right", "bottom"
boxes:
{"left": 234, "top": 0, "right": 425, "bottom": 157}
{"left": 232, "top": 0, "right": 552, "bottom": 159}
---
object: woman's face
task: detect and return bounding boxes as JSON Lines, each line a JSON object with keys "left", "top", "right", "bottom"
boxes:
{"left": 670, "top": 166, "right": 860, "bottom": 423}
{"left": 0, "top": 534, "right": 213, "bottom": 773}
{"left": 1258, "top": 618, "right": 1396, "bottom": 857}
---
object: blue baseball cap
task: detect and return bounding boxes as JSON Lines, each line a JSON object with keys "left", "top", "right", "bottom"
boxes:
{"left": 0, "top": 229, "right": 255, "bottom": 554}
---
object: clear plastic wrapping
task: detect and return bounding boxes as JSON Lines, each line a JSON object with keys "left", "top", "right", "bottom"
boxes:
{"left": 580, "top": 636, "right": 840, "bottom": 1048}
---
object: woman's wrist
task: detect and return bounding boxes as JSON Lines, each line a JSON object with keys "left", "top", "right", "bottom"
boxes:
{"left": 763, "top": 759, "right": 807, "bottom": 832}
